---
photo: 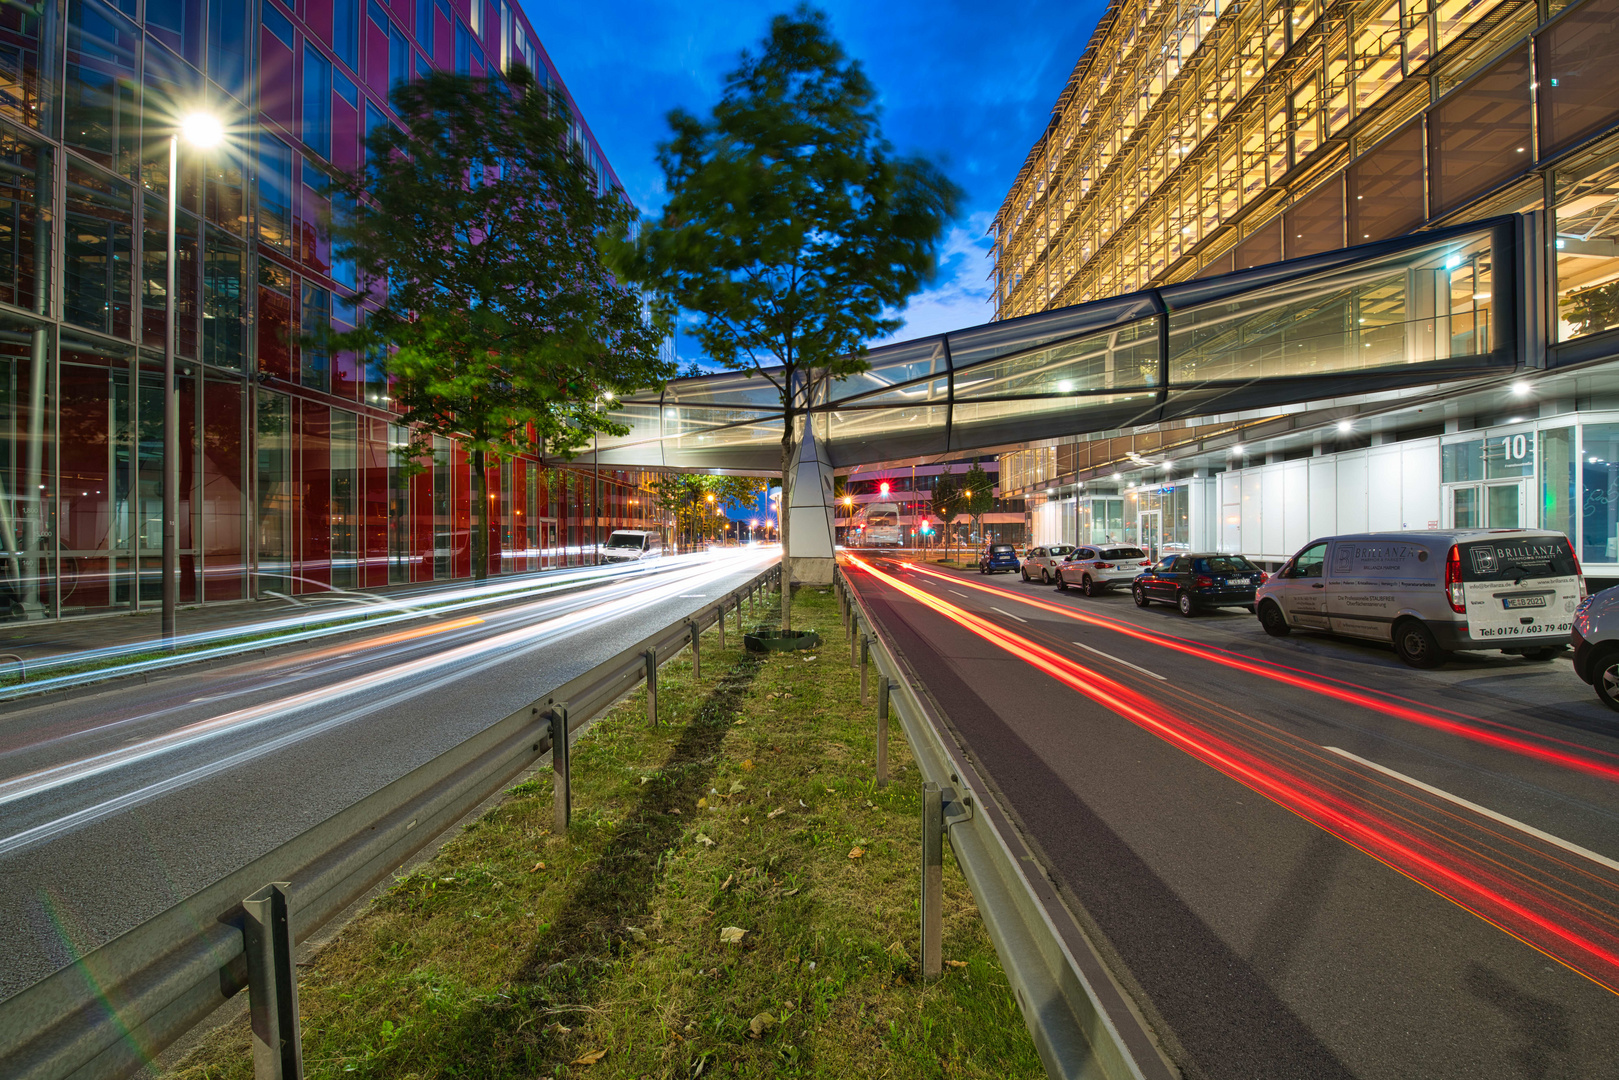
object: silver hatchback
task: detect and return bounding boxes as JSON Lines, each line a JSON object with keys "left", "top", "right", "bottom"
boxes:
{"left": 1021, "top": 545, "right": 1075, "bottom": 584}
{"left": 1056, "top": 545, "right": 1152, "bottom": 596}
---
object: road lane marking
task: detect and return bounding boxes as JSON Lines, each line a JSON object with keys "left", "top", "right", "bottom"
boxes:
{"left": 1071, "top": 642, "right": 1167, "bottom": 681}
{"left": 949, "top": 589, "right": 968, "bottom": 598}
{"left": 1323, "top": 746, "right": 1619, "bottom": 874}
{"left": 990, "top": 606, "right": 1027, "bottom": 623}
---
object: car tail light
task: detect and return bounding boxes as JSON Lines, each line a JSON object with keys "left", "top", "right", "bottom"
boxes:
{"left": 1194, "top": 575, "right": 1214, "bottom": 587}
{"left": 1094, "top": 561, "right": 1113, "bottom": 569}
{"left": 1445, "top": 544, "right": 1465, "bottom": 613}
{"left": 1140, "top": 560, "right": 1150, "bottom": 567}
{"left": 1569, "top": 538, "right": 1587, "bottom": 599}
{"left": 1258, "top": 572, "right": 1269, "bottom": 584}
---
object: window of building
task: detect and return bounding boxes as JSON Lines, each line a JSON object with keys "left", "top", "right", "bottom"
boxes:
{"left": 301, "top": 281, "right": 331, "bottom": 390}
{"left": 331, "top": 409, "right": 358, "bottom": 588}
{"left": 455, "top": 20, "right": 470, "bottom": 73}
{"left": 203, "top": 230, "right": 245, "bottom": 369}
{"left": 1348, "top": 119, "right": 1425, "bottom": 243}
{"left": 390, "top": 25, "right": 410, "bottom": 90}
{"left": 65, "top": 0, "right": 139, "bottom": 176}
{"left": 64, "top": 164, "right": 134, "bottom": 338}
{"left": 334, "top": 70, "right": 358, "bottom": 108}
{"left": 303, "top": 44, "right": 332, "bottom": 158}
{"left": 334, "top": 0, "right": 359, "bottom": 69}
{"left": 1554, "top": 148, "right": 1619, "bottom": 341}
{"left": 207, "top": 0, "right": 249, "bottom": 96}
{"left": 147, "top": 0, "right": 203, "bottom": 66}
{"left": 258, "top": 133, "right": 294, "bottom": 251}
{"left": 0, "top": 137, "right": 49, "bottom": 314}
{"left": 369, "top": 0, "right": 389, "bottom": 29}
{"left": 415, "top": 0, "right": 432, "bottom": 48}
{"left": 263, "top": 1, "right": 293, "bottom": 46}
{"left": 1584, "top": 423, "right": 1619, "bottom": 562}
{"left": 1429, "top": 43, "right": 1533, "bottom": 217}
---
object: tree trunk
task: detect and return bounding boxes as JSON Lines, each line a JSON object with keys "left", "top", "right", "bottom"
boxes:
{"left": 472, "top": 449, "right": 488, "bottom": 581}
{"left": 779, "top": 421, "right": 793, "bottom": 631}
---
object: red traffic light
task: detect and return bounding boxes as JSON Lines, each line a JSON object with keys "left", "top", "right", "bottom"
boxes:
{"left": 879, "top": 482, "right": 890, "bottom": 496}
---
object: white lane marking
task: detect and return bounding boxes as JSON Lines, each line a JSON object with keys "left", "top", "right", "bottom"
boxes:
{"left": 949, "top": 590, "right": 969, "bottom": 598}
{"left": 1324, "top": 746, "right": 1619, "bottom": 874}
{"left": 1071, "top": 641, "right": 1167, "bottom": 681}
{"left": 677, "top": 594, "right": 706, "bottom": 597}
{"left": 990, "top": 606, "right": 1028, "bottom": 623}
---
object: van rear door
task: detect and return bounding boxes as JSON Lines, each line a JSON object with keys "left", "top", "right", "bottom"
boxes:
{"left": 1458, "top": 535, "right": 1581, "bottom": 644}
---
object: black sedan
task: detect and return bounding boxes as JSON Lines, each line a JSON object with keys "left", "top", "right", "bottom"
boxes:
{"left": 1132, "top": 553, "right": 1267, "bottom": 616}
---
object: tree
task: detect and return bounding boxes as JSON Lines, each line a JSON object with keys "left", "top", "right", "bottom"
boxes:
{"left": 1565, "top": 280, "right": 1619, "bottom": 338}
{"left": 607, "top": 7, "right": 960, "bottom": 627}
{"left": 650, "top": 474, "right": 766, "bottom": 551}
{"left": 329, "top": 69, "right": 673, "bottom": 580}
{"left": 961, "top": 462, "right": 994, "bottom": 546}
{"left": 930, "top": 471, "right": 960, "bottom": 560}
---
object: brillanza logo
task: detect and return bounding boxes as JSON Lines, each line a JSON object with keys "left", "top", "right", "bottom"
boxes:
{"left": 1472, "top": 543, "right": 1562, "bottom": 575}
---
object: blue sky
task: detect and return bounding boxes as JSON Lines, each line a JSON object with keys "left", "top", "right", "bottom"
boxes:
{"left": 526, "top": 1, "right": 1103, "bottom": 364}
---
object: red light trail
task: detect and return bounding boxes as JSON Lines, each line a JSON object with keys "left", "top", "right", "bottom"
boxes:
{"left": 845, "top": 554, "right": 1619, "bottom": 994}
{"left": 901, "top": 560, "right": 1619, "bottom": 785}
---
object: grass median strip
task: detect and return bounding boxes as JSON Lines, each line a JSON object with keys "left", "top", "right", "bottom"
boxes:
{"left": 170, "top": 585, "right": 1042, "bottom": 1080}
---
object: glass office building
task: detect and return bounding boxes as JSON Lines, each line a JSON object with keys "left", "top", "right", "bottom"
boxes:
{"left": 996, "top": 0, "right": 1619, "bottom": 572}
{"left": 0, "top": 0, "right": 663, "bottom": 619}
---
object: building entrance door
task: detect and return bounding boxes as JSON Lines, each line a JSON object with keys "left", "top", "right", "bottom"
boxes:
{"left": 1139, "top": 509, "right": 1163, "bottom": 561}
{"left": 1446, "top": 480, "right": 1530, "bottom": 529}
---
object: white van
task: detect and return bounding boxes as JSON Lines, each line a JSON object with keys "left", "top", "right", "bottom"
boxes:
{"left": 600, "top": 530, "right": 662, "bottom": 563}
{"left": 1254, "top": 530, "right": 1584, "bottom": 668}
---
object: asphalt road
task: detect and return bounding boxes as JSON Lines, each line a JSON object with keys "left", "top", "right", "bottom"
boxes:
{"left": 0, "top": 549, "right": 776, "bottom": 1000}
{"left": 846, "top": 554, "right": 1619, "bottom": 1080}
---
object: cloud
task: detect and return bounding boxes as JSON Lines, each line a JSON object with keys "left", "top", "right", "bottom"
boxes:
{"left": 874, "top": 210, "right": 997, "bottom": 344}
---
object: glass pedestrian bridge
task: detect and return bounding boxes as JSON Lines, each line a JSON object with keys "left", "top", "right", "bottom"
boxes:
{"left": 592, "top": 216, "right": 1530, "bottom": 472}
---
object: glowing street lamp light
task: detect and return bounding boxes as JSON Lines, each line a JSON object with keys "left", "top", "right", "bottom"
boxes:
{"left": 162, "top": 109, "right": 225, "bottom": 643}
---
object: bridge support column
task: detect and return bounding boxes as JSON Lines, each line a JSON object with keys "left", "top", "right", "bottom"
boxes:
{"left": 787, "top": 421, "right": 836, "bottom": 585}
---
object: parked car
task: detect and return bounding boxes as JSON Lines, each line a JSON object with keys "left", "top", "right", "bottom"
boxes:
{"left": 1255, "top": 530, "right": 1582, "bottom": 668}
{"left": 1056, "top": 545, "right": 1152, "bottom": 595}
{"left": 1021, "top": 544, "right": 1076, "bottom": 584}
{"left": 600, "top": 529, "right": 662, "bottom": 563}
{"left": 979, "top": 543, "right": 1021, "bottom": 574}
{"left": 1570, "top": 585, "right": 1619, "bottom": 710}
{"left": 1132, "top": 553, "right": 1265, "bottom": 616}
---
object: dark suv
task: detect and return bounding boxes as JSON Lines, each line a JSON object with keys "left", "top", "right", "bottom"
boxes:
{"left": 979, "top": 544, "right": 1021, "bottom": 574}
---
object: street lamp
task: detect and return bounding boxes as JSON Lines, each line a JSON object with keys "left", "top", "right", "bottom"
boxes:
{"left": 163, "top": 110, "right": 224, "bottom": 643}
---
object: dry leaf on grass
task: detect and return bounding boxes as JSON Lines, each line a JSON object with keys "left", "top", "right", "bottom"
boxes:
{"left": 628, "top": 926, "right": 648, "bottom": 943}
{"left": 741, "top": 758, "right": 754, "bottom": 770}
{"left": 697, "top": 797, "right": 709, "bottom": 809}
{"left": 570, "top": 1048, "right": 607, "bottom": 1066}
{"left": 728, "top": 780, "right": 744, "bottom": 794}
{"left": 695, "top": 833, "right": 715, "bottom": 848}
{"left": 720, "top": 874, "right": 734, "bottom": 891}
{"left": 946, "top": 959, "right": 968, "bottom": 969}
{"left": 848, "top": 847, "right": 865, "bottom": 859}
{"left": 748, "top": 1012, "right": 778, "bottom": 1038}
{"left": 767, "top": 806, "right": 786, "bottom": 819}
{"left": 719, "top": 926, "right": 747, "bottom": 944}
{"left": 528, "top": 861, "right": 545, "bottom": 873}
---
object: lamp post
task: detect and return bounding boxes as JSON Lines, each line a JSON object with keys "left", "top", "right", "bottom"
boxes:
{"left": 163, "top": 111, "right": 223, "bottom": 643}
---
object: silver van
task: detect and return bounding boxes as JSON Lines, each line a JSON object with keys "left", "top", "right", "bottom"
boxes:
{"left": 600, "top": 530, "right": 662, "bottom": 563}
{"left": 1254, "top": 530, "right": 1584, "bottom": 668}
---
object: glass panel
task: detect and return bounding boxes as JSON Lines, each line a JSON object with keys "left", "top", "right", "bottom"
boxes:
{"left": 142, "top": 199, "right": 198, "bottom": 354}
{"left": 846, "top": 375, "right": 947, "bottom": 407}
{"left": 65, "top": 164, "right": 134, "bottom": 338}
{"left": 1554, "top": 152, "right": 1619, "bottom": 340}
{"left": 147, "top": 0, "right": 203, "bottom": 66}
{"left": 1541, "top": 428, "right": 1575, "bottom": 541}
{"left": 1485, "top": 430, "right": 1533, "bottom": 478}
{"left": 301, "top": 281, "right": 330, "bottom": 391}
{"left": 388, "top": 422, "right": 409, "bottom": 583}
{"left": 258, "top": 134, "right": 294, "bottom": 251}
{"left": 59, "top": 355, "right": 131, "bottom": 612}
{"left": 1167, "top": 231, "right": 1495, "bottom": 383}
{"left": 1348, "top": 119, "right": 1425, "bottom": 244}
{"left": 256, "top": 391, "right": 292, "bottom": 595}
{"left": 661, "top": 370, "right": 783, "bottom": 410}
{"left": 1429, "top": 44, "right": 1533, "bottom": 216}
{"left": 202, "top": 229, "right": 244, "bottom": 368}
{"left": 202, "top": 377, "right": 243, "bottom": 599}
{"left": 1233, "top": 217, "right": 1282, "bottom": 270}
{"left": 207, "top": 0, "right": 248, "bottom": 97}
{"left": 330, "top": 408, "right": 357, "bottom": 588}
{"left": 1442, "top": 439, "right": 1484, "bottom": 482}
{"left": 65, "top": 0, "right": 137, "bottom": 172}
{"left": 1535, "top": 0, "right": 1619, "bottom": 159}
{"left": 0, "top": 319, "right": 53, "bottom": 615}
{"left": 825, "top": 405, "right": 946, "bottom": 460}
{"left": 1583, "top": 423, "right": 1619, "bottom": 562}
{"left": 945, "top": 292, "right": 1162, "bottom": 372}
{"left": 303, "top": 43, "right": 332, "bottom": 159}
{"left": 667, "top": 407, "right": 782, "bottom": 453}
{"left": 1486, "top": 483, "right": 1520, "bottom": 528}
{"left": 1452, "top": 486, "right": 1479, "bottom": 528}
{"left": 826, "top": 338, "right": 947, "bottom": 403}
{"left": 1282, "top": 176, "right": 1343, "bottom": 259}
{"left": 0, "top": 136, "right": 51, "bottom": 315}
{"left": 954, "top": 318, "right": 1159, "bottom": 397}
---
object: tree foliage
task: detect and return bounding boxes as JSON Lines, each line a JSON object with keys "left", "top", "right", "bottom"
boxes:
{"left": 649, "top": 474, "right": 767, "bottom": 550}
{"left": 607, "top": 6, "right": 961, "bottom": 623}
{"left": 930, "top": 471, "right": 960, "bottom": 557}
{"left": 961, "top": 462, "right": 994, "bottom": 542}
{"left": 329, "top": 69, "right": 673, "bottom": 578}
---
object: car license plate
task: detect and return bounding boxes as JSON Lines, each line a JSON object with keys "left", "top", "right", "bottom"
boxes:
{"left": 1502, "top": 595, "right": 1547, "bottom": 610}
{"left": 1228, "top": 577, "right": 1250, "bottom": 586}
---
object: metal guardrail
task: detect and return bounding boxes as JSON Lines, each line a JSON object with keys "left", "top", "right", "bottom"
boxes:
{"left": 834, "top": 563, "right": 1179, "bottom": 1080}
{"left": 0, "top": 564, "right": 781, "bottom": 1080}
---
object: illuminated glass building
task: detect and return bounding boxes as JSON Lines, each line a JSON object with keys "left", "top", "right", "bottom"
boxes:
{"left": 994, "top": 0, "right": 1619, "bottom": 572}
{"left": 0, "top": 0, "right": 662, "bottom": 620}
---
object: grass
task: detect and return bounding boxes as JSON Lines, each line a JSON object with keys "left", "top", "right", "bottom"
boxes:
{"left": 168, "top": 586, "right": 1043, "bottom": 1080}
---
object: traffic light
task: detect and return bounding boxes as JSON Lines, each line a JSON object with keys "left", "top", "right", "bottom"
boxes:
{"left": 879, "top": 481, "right": 890, "bottom": 496}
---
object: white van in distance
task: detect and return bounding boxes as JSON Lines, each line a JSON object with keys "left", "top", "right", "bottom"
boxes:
{"left": 600, "top": 530, "right": 662, "bottom": 563}
{"left": 1254, "top": 530, "right": 1584, "bottom": 668}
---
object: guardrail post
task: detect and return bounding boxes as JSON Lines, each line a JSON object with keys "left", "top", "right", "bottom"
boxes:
{"left": 551, "top": 705, "right": 571, "bottom": 833}
{"left": 645, "top": 649, "right": 658, "bottom": 725}
{"left": 860, "top": 635, "right": 869, "bottom": 705}
{"left": 688, "top": 619, "right": 701, "bottom": 680}
{"left": 876, "top": 675, "right": 889, "bottom": 788}
{"left": 717, "top": 601, "right": 727, "bottom": 651}
{"left": 242, "top": 882, "right": 304, "bottom": 1080}
{"left": 921, "top": 782, "right": 943, "bottom": 979}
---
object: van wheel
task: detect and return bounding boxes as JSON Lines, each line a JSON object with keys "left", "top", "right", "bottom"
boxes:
{"left": 1393, "top": 619, "right": 1449, "bottom": 669}
{"left": 1593, "top": 648, "right": 1619, "bottom": 711}
{"left": 1177, "top": 590, "right": 1197, "bottom": 617}
{"left": 1257, "top": 601, "right": 1290, "bottom": 637}
{"left": 1133, "top": 584, "right": 1150, "bottom": 608}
